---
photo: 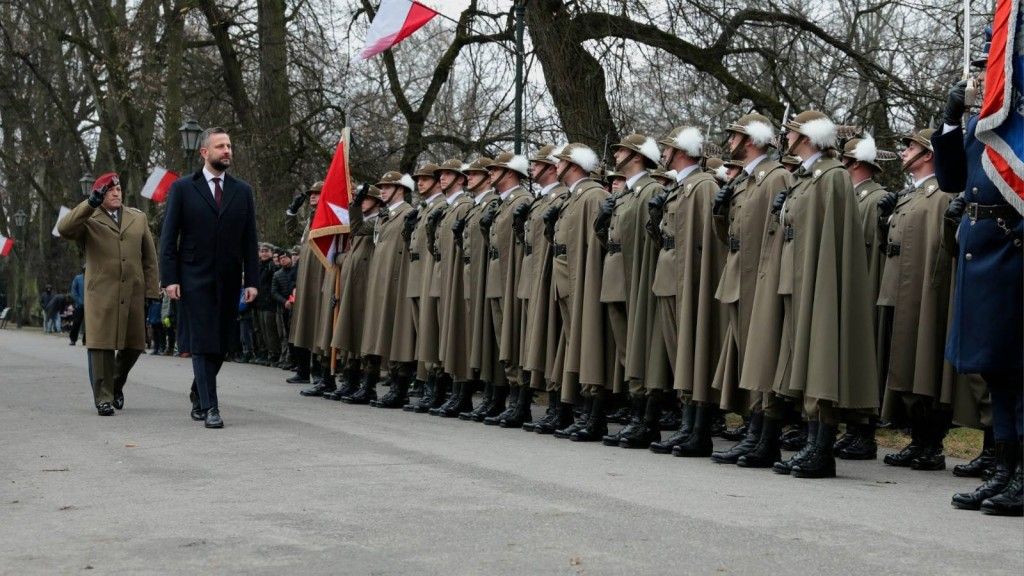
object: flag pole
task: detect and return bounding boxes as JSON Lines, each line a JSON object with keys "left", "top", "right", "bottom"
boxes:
{"left": 329, "top": 127, "right": 353, "bottom": 375}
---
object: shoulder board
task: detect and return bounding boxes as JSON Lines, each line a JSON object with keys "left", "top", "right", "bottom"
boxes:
{"left": 126, "top": 207, "right": 143, "bottom": 213}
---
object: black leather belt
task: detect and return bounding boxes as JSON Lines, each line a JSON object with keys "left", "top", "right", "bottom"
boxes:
{"left": 886, "top": 242, "right": 901, "bottom": 257}
{"left": 728, "top": 235, "right": 740, "bottom": 253}
{"left": 524, "top": 243, "right": 533, "bottom": 256}
{"left": 488, "top": 246, "right": 500, "bottom": 260}
{"left": 783, "top": 225, "right": 794, "bottom": 242}
{"left": 661, "top": 236, "right": 675, "bottom": 250}
{"left": 554, "top": 244, "right": 567, "bottom": 256}
{"left": 607, "top": 242, "right": 622, "bottom": 254}
{"left": 966, "top": 203, "right": 1020, "bottom": 221}
{"left": 410, "top": 252, "right": 421, "bottom": 262}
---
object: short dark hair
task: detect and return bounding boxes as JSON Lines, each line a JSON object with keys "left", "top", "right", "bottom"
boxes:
{"left": 200, "top": 127, "right": 228, "bottom": 149}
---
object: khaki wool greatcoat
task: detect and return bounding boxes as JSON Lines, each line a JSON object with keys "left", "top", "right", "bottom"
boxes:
{"left": 287, "top": 212, "right": 326, "bottom": 350}
{"left": 463, "top": 190, "right": 501, "bottom": 382}
{"left": 331, "top": 207, "right": 378, "bottom": 357}
{"left": 361, "top": 201, "right": 416, "bottom": 365}
{"left": 521, "top": 186, "right": 569, "bottom": 386}
{"left": 437, "top": 192, "right": 475, "bottom": 380}
{"left": 58, "top": 200, "right": 159, "bottom": 350}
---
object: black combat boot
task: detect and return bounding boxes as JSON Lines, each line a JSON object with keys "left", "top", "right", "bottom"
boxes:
{"left": 484, "top": 385, "right": 517, "bottom": 425}
{"left": 300, "top": 373, "right": 336, "bottom": 397}
{"left": 500, "top": 385, "right": 533, "bottom": 428}
{"left": 837, "top": 422, "right": 878, "bottom": 460}
{"left": 883, "top": 426, "right": 926, "bottom": 467}
{"left": 658, "top": 405, "right": 682, "bottom": 431}
{"left": 603, "top": 395, "right": 644, "bottom": 446}
{"left": 779, "top": 421, "right": 808, "bottom": 451}
{"left": 607, "top": 392, "right": 631, "bottom": 424}
{"left": 461, "top": 381, "right": 492, "bottom": 421}
{"left": 980, "top": 450, "right": 1023, "bottom": 517}
{"left": 832, "top": 425, "right": 858, "bottom": 455}
{"left": 651, "top": 402, "right": 696, "bottom": 454}
{"left": 954, "top": 427, "right": 996, "bottom": 478}
{"left": 570, "top": 390, "right": 609, "bottom": 442}
{"left": 340, "top": 371, "right": 378, "bottom": 404}
{"left": 554, "top": 397, "right": 592, "bottom": 439}
{"left": 403, "top": 375, "right": 434, "bottom": 412}
{"left": 431, "top": 379, "right": 462, "bottom": 416}
{"left": 408, "top": 379, "right": 424, "bottom": 398}
{"left": 953, "top": 441, "right": 1017, "bottom": 510}
{"left": 619, "top": 392, "right": 662, "bottom": 448}
{"left": 709, "top": 409, "right": 728, "bottom": 438}
{"left": 373, "top": 374, "right": 410, "bottom": 408}
{"left": 439, "top": 381, "right": 474, "bottom": 417}
{"left": 524, "top": 390, "right": 556, "bottom": 431}
{"left": 326, "top": 367, "right": 361, "bottom": 400}
{"left": 792, "top": 423, "right": 838, "bottom": 479}
{"left": 736, "top": 415, "right": 783, "bottom": 468}
{"left": 537, "top": 398, "right": 574, "bottom": 435}
{"left": 773, "top": 421, "right": 819, "bottom": 475}
{"left": 671, "top": 403, "right": 713, "bottom": 457}
{"left": 911, "top": 416, "right": 947, "bottom": 471}
{"left": 416, "top": 375, "right": 448, "bottom": 413}
{"left": 711, "top": 411, "right": 763, "bottom": 464}
{"left": 720, "top": 415, "right": 749, "bottom": 442}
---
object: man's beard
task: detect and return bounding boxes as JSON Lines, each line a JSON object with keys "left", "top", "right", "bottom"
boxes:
{"left": 730, "top": 142, "right": 748, "bottom": 162}
{"left": 210, "top": 157, "right": 231, "bottom": 172}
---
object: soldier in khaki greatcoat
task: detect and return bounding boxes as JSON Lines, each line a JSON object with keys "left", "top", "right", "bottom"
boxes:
{"left": 59, "top": 173, "right": 159, "bottom": 416}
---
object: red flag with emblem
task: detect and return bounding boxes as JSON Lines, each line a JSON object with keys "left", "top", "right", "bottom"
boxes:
{"left": 308, "top": 128, "right": 352, "bottom": 267}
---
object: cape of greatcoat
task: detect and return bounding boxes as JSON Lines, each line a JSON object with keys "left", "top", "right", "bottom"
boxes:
{"left": 437, "top": 192, "right": 475, "bottom": 380}
{"left": 521, "top": 186, "right": 569, "bottom": 382}
{"left": 331, "top": 207, "right": 377, "bottom": 356}
{"left": 287, "top": 212, "right": 325, "bottom": 350}
{"left": 361, "top": 201, "right": 416, "bottom": 365}
{"left": 463, "top": 190, "right": 502, "bottom": 382}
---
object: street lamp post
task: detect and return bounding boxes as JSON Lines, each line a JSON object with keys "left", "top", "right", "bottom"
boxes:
{"left": 11, "top": 209, "right": 26, "bottom": 328}
{"left": 79, "top": 173, "right": 94, "bottom": 197}
{"left": 178, "top": 119, "right": 203, "bottom": 173}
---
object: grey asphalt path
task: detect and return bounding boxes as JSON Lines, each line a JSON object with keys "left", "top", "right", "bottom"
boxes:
{"left": 1, "top": 329, "right": 1021, "bottom": 576}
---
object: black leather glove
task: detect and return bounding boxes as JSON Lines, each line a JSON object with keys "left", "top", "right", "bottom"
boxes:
{"left": 543, "top": 205, "right": 560, "bottom": 243}
{"left": 512, "top": 202, "right": 530, "bottom": 244}
{"left": 480, "top": 201, "right": 498, "bottom": 233}
{"left": 287, "top": 192, "right": 308, "bottom": 215}
{"left": 943, "top": 80, "right": 968, "bottom": 126}
{"left": 87, "top": 188, "right": 105, "bottom": 208}
{"left": 453, "top": 217, "right": 467, "bottom": 250}
{"left": 713, "top": 184, "right": 735, "bottom": 215}
{"left": 427, "top": 208, "right": 444, "bottom": 261}
{"left": 877, "top": 191, "right": 899, "bottom": 219}
{"left": 402, "top": 208, "right": 419, "bottom": 243}
{"left": 944, "top": 195, "right": 967, "bottom": 226}
{"left": 594, "top": 196, "right": 616, "bottom": 235}
{"left": 646, "top": 193, "right": 667, "bottom": 241}
{"left": 770, "top": 189, "right": 789, "bottom": 214}
{"left": 352, "top": 183, "right": 369, "bottom": 205}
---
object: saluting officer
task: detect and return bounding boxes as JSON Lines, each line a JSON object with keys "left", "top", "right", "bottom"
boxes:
{"left": 285, "top": 182, "right": 326, "bottom": 385}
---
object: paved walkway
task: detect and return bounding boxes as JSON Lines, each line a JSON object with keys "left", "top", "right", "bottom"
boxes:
{"left": 0, "top": 330, "right": 1021, "bottom": 575}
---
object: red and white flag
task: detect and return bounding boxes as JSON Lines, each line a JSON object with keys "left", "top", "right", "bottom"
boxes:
{"left": 355, "top": 0, "right": 439, "bottom": 60}
{"left": 308, "top": 128, "right": 353, "bottom": 267}
{"left": 140, "top": 167, "right": 178, "bottom": 203}
{"left": 0, "top": 234, "right": 13, "bottom": 257}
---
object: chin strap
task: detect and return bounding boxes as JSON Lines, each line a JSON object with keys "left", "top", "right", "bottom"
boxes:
{"left": 615, "top": 150, "right": 637, "bottom": 172}
{"left": 901, "top": 149, "right": 929, "bottom": 172}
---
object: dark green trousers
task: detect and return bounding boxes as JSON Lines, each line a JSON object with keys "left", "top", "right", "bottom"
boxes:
{"left": 87, "top": 349, "right": 142, "bottom": 406}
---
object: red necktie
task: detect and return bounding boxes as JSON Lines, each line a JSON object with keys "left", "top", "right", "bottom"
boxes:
{"left": 212, "top": 177, "right": 223, "bottom": 208}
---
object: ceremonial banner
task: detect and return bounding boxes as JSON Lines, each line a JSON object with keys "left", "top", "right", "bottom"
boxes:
{"left": 307, "top": 128, "right": 352, "bottom": 267}
{"left": 355, "top": 0, "right": 439, "bottom": 60}
{"left": 140, "top": 167, "right": 178, "bottom": 203}
{"left": 976, "top": 0, "right": 1024, "bottom": 213}
{"left": 0, "top": 234, "right": 13, "bottom": 257}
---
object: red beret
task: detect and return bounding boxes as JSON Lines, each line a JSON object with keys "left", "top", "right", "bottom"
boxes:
{"left": 92, "top": 172, "right": 121, "bottom": 193}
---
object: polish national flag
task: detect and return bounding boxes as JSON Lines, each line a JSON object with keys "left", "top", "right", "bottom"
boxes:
{"left": 140, "top": 167, "right": 179, "bottom": 203}
{"left": 356, "top": 0, "right": 439, "bottom": 60}
{"left": 0, "top": 234, "right": 13, "bottom": 257}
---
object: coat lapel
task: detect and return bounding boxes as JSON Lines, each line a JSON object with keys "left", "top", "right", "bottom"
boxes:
{"left": 191, "top": 172, "right": 219, "bottom": 214}
{"left": 219, "top": 174, "right": 240, "bottom": 215}
{"left": 90, "top": 209, "right": 120, "bottom": 233}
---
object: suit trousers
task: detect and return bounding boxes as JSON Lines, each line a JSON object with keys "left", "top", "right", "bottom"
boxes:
{"left": 87, "top": 349, "right": 141, "bottom": 406}
{"left": 191, "top": 353, "right": 224, "bottom": 410}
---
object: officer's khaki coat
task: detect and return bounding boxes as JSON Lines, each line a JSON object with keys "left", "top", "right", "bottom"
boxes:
{"left": 437, "top": 192, "right": 475, "bottom": 380}
{"left": 361, "top": 201, "right": 416, "bottom": 364}
{"left": 521, "top": 186, "right": 569, "bottom": 382}
{"left": 331, "top": 206, "right": 377, "bottom": 356}
{"left": 58, "top": 200, "right": 159, "bottom": 350}
{"left": 287, "top": 212, "right": 325, "bottom": 349}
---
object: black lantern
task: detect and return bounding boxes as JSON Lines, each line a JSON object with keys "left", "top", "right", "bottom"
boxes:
{"left": 179, "top": 119, "right": 203, "bottom": 154}
{"left": 12, "top": 209, "right": 27, "bottom": 229}
{"left": 79, "top": 173, "right": 93, "bottom": 197}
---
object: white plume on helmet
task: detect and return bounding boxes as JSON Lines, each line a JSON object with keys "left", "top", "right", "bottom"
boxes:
{"left": 799, "top": 117, "right": 838, "bottom": 150}
{"left": 853, "top": 133, "right": 877, "bottom": 162}
{"left": 548, "top": 144, "right": 565, "bottom": 164}
{"left": 639, "top": 137, "right": 662, "bottom": 164}
{"left": 744, "top": 121, "right": 775, "bottom": 148}
{"left": 672, "top": 127, "right": 704, "bottom": 158}
{"left": 715, "top": 165, "right": 730, "bottom": 181}
{"left": 508, "top": 155, "right": 529, "bottom": 176}
{"left": 398, "top": 174, "right": 415, "bottom": 192}
{"left": 569, "top": 146, "right": 600, "bottom": 173}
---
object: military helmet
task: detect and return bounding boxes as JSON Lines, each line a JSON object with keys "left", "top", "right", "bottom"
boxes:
{"left": 649, "top": 164, "right": 674, "bottom": 185}
{"left": 490, "top": 151, "right": 530, "bottom": 178}
{"left": 434, "top": 158, "right": 467, "bottom": 178}
{"left": 842, "top": 135, "right": 882, "bottom": 172}
{"left": 780, "top": 154, "right": 803, "bottom": 168}
{"left": 414, "top": 162, "right": 440, "bottom": 180}
{"left": 658, "top": 126, "right": 704, "bottom": 158}
{"left": 704, "top": 157, "right": 724, "bottom": 172}
{"left": 308, "top": 181, "right": 325, "bottom": 194}
{"left": 612, "top": 133, "right": 661, "bottom": 165}
{"left": 376, "top": 171, "right": 415, "bottom": 192}
{"left": 724, "top": 113, "right": 776, "bottom": 148}
{"left": 901, "top": 129, "right": 936, "bottom": 153}
{"left": 784, "top": 110, "right": 838, "bottom": 150}
{"left": 530, "top": 144, "right": 559, "bottom": 166}
{"left": 365, "top": 184, "right": 383, "bottom": 203}
{"left": 555, "top": 143, "right": 600, "bottom": 173}
{"left": 464, "top": 156, "right": 494, "bottom": 174}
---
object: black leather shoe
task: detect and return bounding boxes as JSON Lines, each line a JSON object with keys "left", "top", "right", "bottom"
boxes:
{"left": 523, "top": 391, "right": 557, "bottom": 431}
{"left": 483, "top": 386, "right": 515, "bottom": 425}
{"left": 773, "top": 422, "right": 819, "bottom": 475}
{"left": 113, "top": 393, "right": 124, "bottom": 410}
{"left": 431, "top": 382, "right": 462, "bottom": 416}
{"left": 792, "top": 424, "right": 838, "bottom": 479}
{"left": 372, "top": 376, "right": 410, "bottom": 409}
{"left": 883, "top": 442, "right": 925, "bottom": 467}
{"left": 711, "top": 411, "right": 763, "bottom": 464}
{"left": 980, "top": 465, "right": 1024, "bottom": 516}
{"left": 97, "top": 403, "right": 115, "bottom": 416}
{"left": 570, "top": 415, "right": 608, "bottom": 442}
{"left": 553, "top": 414, "right": 588, "bottom": 439}
{"left": 300, "top": 380, "right": 335, "bottom": 397}
{"left": 340, "top": 374, "right": 379, "bottom": 405}
{"left": 953, "top": 442, "right": 1016, "bottom": 510}
{"left": 191, "top": 407, "right": 207, "bottom": 421}
{"left": 439, "top": 382, "right": 475, "bottom": 417}
{"left": 837, "top": 435, "right": 877, "bottom": 460}
{"left": 461, "top": 382, "right": 492, "bottom": 421}
{"left": 671, "top": 406, "right": 713, "bottom": 457}
{"left": 832, "top": 431, "right": 856, "bottom": 455}
{"left": 619, "top": 420, "right": 660, "bottom": 449}
{"left": 954, "top": 447, "right": 996, "bottom": 478}
{"left": 499, "top": 387, "right": 533, "bottom": 428}
{"left": 605, "top": 396, "right": 643, "bottom": 446}
{"left": 651, "top": 403, "right": 696, "bottom": 454}
{"left": 286, "top": 375, "right": 310, "bottom": 384}
{"left": 736, "top": 416, "right": 783, "bottom": 468}
{"left": 538, "top": 404, "right": 575, "bottom": 435}
{"left": 204, "top": 408, "right": 224, "bottom": 428}
{"left": 910, "top": 445, "right": 946, "bottom": 471}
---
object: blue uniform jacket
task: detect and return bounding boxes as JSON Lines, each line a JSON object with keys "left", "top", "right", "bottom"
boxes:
{"left": 932, "top": 117, "right": 1023, "bottom": 374}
